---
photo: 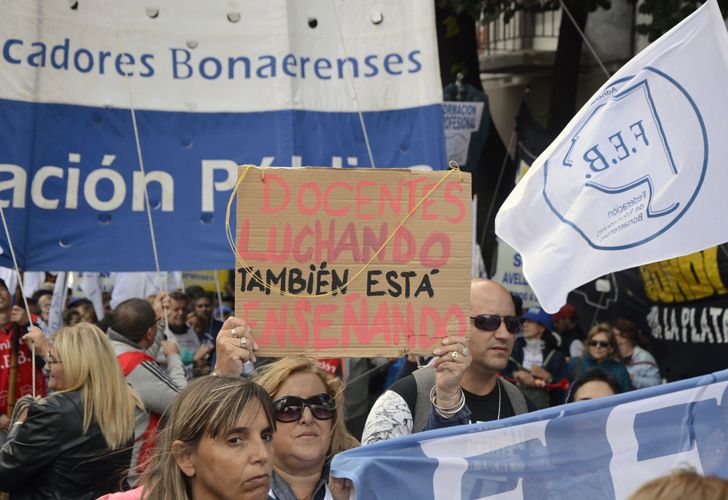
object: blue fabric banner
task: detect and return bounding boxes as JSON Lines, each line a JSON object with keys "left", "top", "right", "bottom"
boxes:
{"left": 0, "top": 0, "right": 446, "bottom": 271}
{"left": 332, "top": 370, "right": 728, "bottom": 499}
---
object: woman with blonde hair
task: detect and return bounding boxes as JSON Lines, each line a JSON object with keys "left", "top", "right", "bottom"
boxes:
{"left": 102, "top": 375, "right": 276, "bottom": 500}
{"left": 251, "top": 357, "right": 359, "bottom": 500}
{"left": 0, "top": 323, "right": 142, "bottom": 498}
{"left": 567, "top": 322, "right": 633, "bottom": 392}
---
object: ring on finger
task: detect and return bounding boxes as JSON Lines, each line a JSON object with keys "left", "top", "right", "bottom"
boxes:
{"left": 450, "top": 351, "right": 461, "bottom": 361}
{"left": 462, "top": 346, "right": 470, "bottom": 357}
{"left": 239, "top": 337, "right": 248, "bottom": 349}
{"left": 230, "top": 328, "right": 239, "bottom": 338}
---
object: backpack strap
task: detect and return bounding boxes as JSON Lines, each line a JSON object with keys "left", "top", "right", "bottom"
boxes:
{"left": 412, "top": 366, "right": 436, "bottom": 434}
{"left": 117, "top": 351, "right": 155, "bottom": 376}
{"left": 542, "top": 349, "right": 556, "bottom": 368}
{"left": 499, "top": 377, "right": 529, "bottom": 415}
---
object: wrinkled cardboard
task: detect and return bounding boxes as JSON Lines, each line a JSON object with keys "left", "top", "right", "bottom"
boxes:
{"left": 234, "top": 166, "right": 471, "bottom": 357}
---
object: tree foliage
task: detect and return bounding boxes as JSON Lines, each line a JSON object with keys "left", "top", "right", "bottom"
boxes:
{"left": 437, "top": 0, "right": 610, "bottom": 23}
{"left": 437, "top": 0, "right": 728, "bottom": 43}
{"left": 636, "top": 0, "right": 728, "bottom": 41}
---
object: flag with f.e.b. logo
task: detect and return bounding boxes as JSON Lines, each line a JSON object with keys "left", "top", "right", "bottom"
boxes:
{"left": 495, "top": 0, "right": 728, "bottom": 312}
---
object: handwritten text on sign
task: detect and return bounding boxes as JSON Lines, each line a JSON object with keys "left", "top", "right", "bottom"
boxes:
{"left": 235, "top": 167, "right": 472, "bottom": 357}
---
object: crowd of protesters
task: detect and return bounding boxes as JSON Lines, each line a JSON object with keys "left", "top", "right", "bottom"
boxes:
{"left": 0, "top": 275, "right": 702, "bottom": 499}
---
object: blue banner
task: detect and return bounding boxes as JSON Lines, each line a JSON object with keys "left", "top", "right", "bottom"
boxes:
{"left": 332, "top": 370, "right": 728, "bottom": 499}
{"left": 0, "top": 0, "right": 446, "bottom": 271}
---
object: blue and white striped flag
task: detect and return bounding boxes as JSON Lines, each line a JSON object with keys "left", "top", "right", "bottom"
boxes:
{"left": 332, "top": 370, "right": 728, "bottom": 499}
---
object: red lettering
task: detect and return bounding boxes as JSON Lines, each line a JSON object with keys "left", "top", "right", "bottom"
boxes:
{"left": 379, "top": 181, "right": 403, "bottom": 216}
{"left": 392, "top": 227, "right": 415, "bottom": 263}
{"left": 267, "top": 224, "right": 292, "bottom": 263}
{"left": 263, "top": 307, "right": 289, "bottom": 347}
{"left": 419, "top": 306, "right": 448, "bottom": 349}
{"left": 291, "top": 300, "right": 311, "bottom": 347}
{"left": 241, "top": 301, "right": 261, "bottom": 331}
{"left": 237, "top": 219, "right": 270, "bottom": 261}
{"left": 370, "top": 302, "right": 393, "bottom": 345}
{"left": 419, "top": 232, "right": 450, "bottom": 267}
{"left": 392, "top": 302, "right": 415, "bottom": 348}
{"left": 297, "top": 182, "right": 322, "bottom": 215}
{"left": 323, "top": 181, "right": 353, "bottom": 217}
{"left": 443, "top": 306, "right": 468, "bottom": 337}
{"left": 314, "top": 220, "right": 335, "bottom": 263}
{"left": 361, "top": 224, "right": 388, "bottom": 262}
{"left": 292, "top": 226, "right": 313, "bottom": 263}
{"left": 313, "top": 304, "right": 338, "bottom": 350}
{"left": 406, "top": 177, "right": 426, "bottom": 213}
{"left": 444, "top": 181, "right": 465, "bottom": 224}
{"left": 420, "top": 183, "right": 438, "bottom": 221}
{"left": 356, "top": 180, "right": 376, "bottom": 220}
{"left": 333, "top": 222, "right": 361, "bottom": 262}
{"left": 341, "top": 293, "right": 366, "bottom": 348}
{"left": 262, "top": 174, "right": 290, "bottom": 214}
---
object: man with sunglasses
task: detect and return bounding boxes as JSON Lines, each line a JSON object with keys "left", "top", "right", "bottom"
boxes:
{"left": 361, "top": 279, "right": 535, "bottom": 444}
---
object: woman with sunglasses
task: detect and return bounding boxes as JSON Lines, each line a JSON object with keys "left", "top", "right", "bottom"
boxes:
{"left": 567, "top": 323, "right": 633, "bottom": 392}
{"left": 0, "top": 323, "right": 142, "bottom": 498}
{"left": 252, "top": 357, "right": 358, "bottom": 500}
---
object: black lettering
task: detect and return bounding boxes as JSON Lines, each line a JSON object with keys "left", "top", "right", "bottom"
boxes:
{"left": 414, "top": 274, "right": 435, "bottom": 298}
{"left": 386, "top": 271, "right": 402, "bottom": 297}
{"left": 367, "top": 270, "right": 385, "bottom": 296}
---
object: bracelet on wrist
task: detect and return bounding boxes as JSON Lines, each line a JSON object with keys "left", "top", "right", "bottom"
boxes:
{"left": 430, "top": 386, "right": 466, "bottom": 418}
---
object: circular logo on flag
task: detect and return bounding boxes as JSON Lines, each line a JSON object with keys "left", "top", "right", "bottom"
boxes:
{"left": 542, "top": 66, "right": 707, "bottom": 250}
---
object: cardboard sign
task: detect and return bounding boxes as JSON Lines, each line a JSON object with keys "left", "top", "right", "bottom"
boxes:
{"left": 234, "top": 167, "right": 472, "bottom": 357}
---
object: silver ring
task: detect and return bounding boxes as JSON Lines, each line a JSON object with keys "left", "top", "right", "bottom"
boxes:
{"left": 462, "top": 346, "right": 470, "bottom": 357}
{"left": 239, "top": 337, "right": 247, "bottom": 349}
{"left": 230, "top": 328, "right": 238, "bottom": 338}
{"left": 450, "top": 351, "right": 461, "bottom": 361}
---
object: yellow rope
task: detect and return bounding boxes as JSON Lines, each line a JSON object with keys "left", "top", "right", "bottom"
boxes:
{"left": 225, "top": 163, "right": 462, "bottom": 298}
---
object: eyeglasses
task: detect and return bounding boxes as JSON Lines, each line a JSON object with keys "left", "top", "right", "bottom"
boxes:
{"left": 470, "top": 314, "right": 521, "bottom": 334}
{"left": 272, "top": 393, "right": 336, "bottom": 423}
{"left": 589, "top": 340, "right": 610, "bottom": 348}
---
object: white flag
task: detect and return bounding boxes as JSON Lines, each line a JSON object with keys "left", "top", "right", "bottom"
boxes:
{"left": 495, "top": 0, "right": 728, "bottom": 312}
{"left": 78, "top": 272, "right": 104, "bottom": 321}
{"left": 47, "top": 272, "right": 67, "bottom": 335}
{"left": 110, "top": 271, "right": 184, "bottom": 309}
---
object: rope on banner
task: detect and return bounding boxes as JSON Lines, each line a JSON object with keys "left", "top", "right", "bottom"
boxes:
{"left": 0, "top": 207, "right": 36, "bottom": 398}
{"left": 225, "top": 162, "right": 463, "bottom": 298}
{"left": 331, "top": 0, "right": 377, "bottom": 168}
{"left": 113, "top": 7, "right": 169, "bottom": 328}
{"left": 479, "top": 129, "right": 516, "bottom": 252}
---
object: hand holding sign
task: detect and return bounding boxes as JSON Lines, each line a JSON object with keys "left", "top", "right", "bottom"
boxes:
{"left": 213, "top": 317, "right": 259, "bottom": 376}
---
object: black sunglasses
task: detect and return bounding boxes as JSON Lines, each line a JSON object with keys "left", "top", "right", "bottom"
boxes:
{"left": 470, "top": 314, "right": 521, "bottom": 334}
{"left": 589, "top": 340, "right": 610, "bottom": 348}
{"left": 272, "top": 393, "right": 336, "bottom": 423}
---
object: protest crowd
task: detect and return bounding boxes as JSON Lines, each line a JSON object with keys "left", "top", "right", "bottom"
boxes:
{"left": 2, "top": 0, "right": 728, "bottom": 497}
{"left": 0, "top": 274, "right": 721, "bottom": 499}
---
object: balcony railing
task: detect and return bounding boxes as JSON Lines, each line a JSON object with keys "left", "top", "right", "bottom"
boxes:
{"left": 479, "top": 6, "right": 561, "bottom": 55}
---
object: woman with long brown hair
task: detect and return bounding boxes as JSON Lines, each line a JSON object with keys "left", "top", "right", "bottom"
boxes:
{"left": 102, "top": 375, "right": 276, "bottom": 500}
